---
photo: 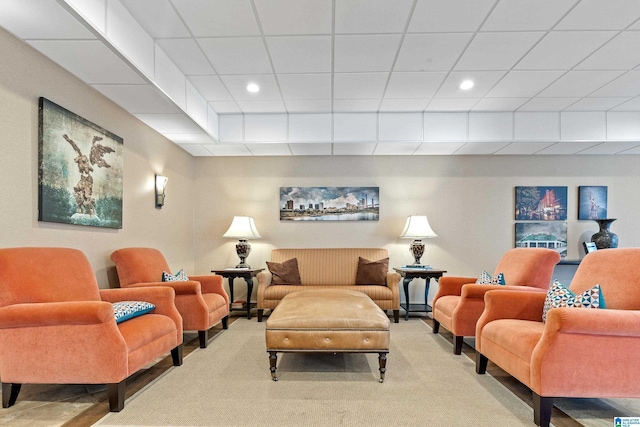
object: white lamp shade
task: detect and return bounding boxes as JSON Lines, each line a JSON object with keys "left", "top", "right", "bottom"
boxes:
{"left": 223, "top": 216, "right": 262, "bottom": 239}
{"left": 399, "top": 215, "right": 437, "bottom": 239}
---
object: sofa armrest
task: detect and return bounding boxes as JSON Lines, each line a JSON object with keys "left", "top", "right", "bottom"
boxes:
{"left": 432, "top": 276, "right": 477, "bottom": 306}
{"left": 124, "top": 280, "right": 202, "bottom": 296}
{"left": 0, "top": 301, "right": 113, "bottom": 328}
{"left": 386, "top": 271, "right": 401, "bottom": 308}
{"left": 189, "top": 274, "right": 229, "bottom": 304}
{"left": 256, "top": 270, "right": 273, "bottom": 308}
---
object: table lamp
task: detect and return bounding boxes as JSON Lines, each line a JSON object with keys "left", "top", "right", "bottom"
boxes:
{"left": 223, "top": 216, "right": 261, "bottom": 268}
{"left": 399, "top": 215, "right": 438, "bottom": 265}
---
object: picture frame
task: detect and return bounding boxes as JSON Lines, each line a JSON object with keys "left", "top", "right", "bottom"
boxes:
{"left": 38, "top": 97, "right": 124, "bottom": 229}
{"left": 280, "top": 187, "right": 379, "bottom": 221}
{"left": 515, "top": 222, "right": 567, "bottom": 258}
{"left": 583, "top": 241, "right": 598, "bottom": 254}
{"left": 515, "top": 186, "right": 567, "bottom": 221}
{"left": 578, "top": 186, "right": 607, "bottom": 220}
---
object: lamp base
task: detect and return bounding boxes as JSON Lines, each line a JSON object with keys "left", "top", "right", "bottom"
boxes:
{"left": 235, "top": 239, "right": 251, "bottom": 268}
{"left": 409, "top": 239, "right": 425, "bottom": 265}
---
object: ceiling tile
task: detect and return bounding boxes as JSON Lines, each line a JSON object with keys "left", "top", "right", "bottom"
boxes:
{"left": 589, "top": 71, "right": 640, "bottom": 97}
{"left": 156, "top": 39, "right": 214, "bottom": 75}
{"left": 517, "top": 98, "right": 580, "bottom": 111}
{"left": 414, "top": 142, "right": 465, "bottom": 155}
{"left": 408, "top": 0, "right": 495, "bottom": 32}
{"left": 0, "top": 0, "right": 96, "bottom": 39}
{"left": 333, "top": 100, "right": 381, "bottom": 112}
{"left": 379, "top": 99, "right": 428, "bottom": 112}
{"left": 334, "top": 73, "right": 388, "bottom": 99}
{"left": 245, "top": 114, "right": 287, "bottom": 142}
{"left": 435, "top": 71, "right": 507, "bottom": 98}
{"left": 564, "top": 98, "right": 630, "bottom": 111}
{"left": 469, "top": 112, "right": 513, "bottom": 141}
{"left": 284, "top": 100, "right": 333, "bottom": 113}
{"left": 278, "top": 74, "right": 331, "bottom": 100}
{"left": 395, "top": 33, "right": 472, "bottom": 72}
{"left": 177, "top": 144, "right": 213, "bottom": 156}
{"left": 121, "top": 0, "right": 189, "bottom": 38}
{"left": 536, "top": 141, "right": 600, "bottom": 155}
{"left": 334, "top": 34, "right": 402, "bottom": 72}
{"left": 454, "top": 142, "right": 509, "bottom": 155}
{"left": 188, "top": 76, "right": 233, "bottom": 101}
{"left": 455, "top": 32, "right": 545, "bottom": 71}
{"left": 332, "top": 143, "right": 376, "bottom": 155}
{"left": 237, "top": 100, "right": 286, "bottom": 113}
{"left": 334, "top": 113, "right": 377, "bottom": 141}
{"left": 472, "top": 98, "right": 529, "bottom": 111}
{"left": 166, "top": 133, "right": 216, "bottom": 145}
{"left": 199, "top": 37, "right": 272, "bottom": 74}
{"left": 374, "top": 142, "right": 420, "bottom": 155}
{"left": 245, "top": 143, "right": 292, "bottom": 156}
{"left": 555, "top": 0, "right": 640, "bottom": 30}
{"left": 495, "top": 142, "right": 555, "bottom": 154}
{"left": 515, "top": 31, "right": 617, "bottom": 70}
{"left": 219, "top": 74, "right": 281, "bottom": 101}
{"left": 486, "top": 71, "right": 564, "bottom": 98}
{"left": 134, "top": 113, "right": 203, "bottom": 133}
{"left": 538, "top": 71, "right": 625, "bottom": 97}
{"left": 576, "top": 31, "right": 640, "bottom": 70}
{"left": 561, "top": 111, "right": 606, "bottom": 140}
{"left": 426, "top": 98, "right": 479, "bottom": 111}
{"left": 92, "top": 84, "right": 181, "bottom": 114}
{"left": 254, "top": 0, "right": 331, "bottom": 35}
{"left": 209, "top": 101, "right": 241, "bottom": 114}
{"left": 289, "top": 114, "right": 332, "bottom": 141}
{"left": 611, "top": 97, "right": 640, "bottom": 111}
{"left": 379, "top": 112, "right": 422, "bottom": 141}
{"left": 579, "top": 141, "right": 640, "bottom": 154}
{"left": 172, "top": 0, "right": 259, "bottom": 36}
{"left": 481, "top": 0, "right": 577, "bottom": 31}
{"left": 203, "top": 144, "right": 253, "bottom": 156}
{"left": 515, "top": 112, "right": 560, "bottom": 140}
{"left": 335, "top": 0, "right": 414, "bottom": 33}
{"left": 424, "top": 113, "right": 467, "bottom": 140}
{"left": 385, "top": 72, "right": 447, "bottom": 99}
{"left": 266, "top": 36, "right": 331, "bottom": 73}
{"left": 289, "top": 143, "right": 332, "bottom": 155}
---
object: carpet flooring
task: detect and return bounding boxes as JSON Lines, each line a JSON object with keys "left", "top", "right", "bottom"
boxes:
{"left": 96, "top": 320, "right": 545, "bottom": 426}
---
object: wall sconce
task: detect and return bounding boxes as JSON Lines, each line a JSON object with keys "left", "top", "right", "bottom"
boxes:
{"left": 155, "top": 174, "right": 168, "bottom": 208}
{"left": 223, "top": 216, "right": 262, "bottom": 268}
{"left": 399, "top": 215, "right": 438, "bottom": 265}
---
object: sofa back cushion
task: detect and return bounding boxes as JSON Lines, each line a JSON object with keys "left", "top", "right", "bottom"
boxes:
{"left": 270, "top": 248, "right": 389, "bottom": 286}
{"left": 493, "top": 248, "right": 561, "bottom": 290}
{"left": 111, "top": 247, "right": 172, "bottom": 286}
{"left": 570, "top": 248, "right": 640, "bottom": 310}
{"left": 0, "top": 247, "right": 101, "bottom": 307}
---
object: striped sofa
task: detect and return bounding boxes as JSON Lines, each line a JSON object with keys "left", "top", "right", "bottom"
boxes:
{"left": 256, "top": 248, "right": 401, "bottom": 323}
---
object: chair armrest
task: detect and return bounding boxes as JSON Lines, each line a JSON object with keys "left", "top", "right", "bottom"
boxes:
{"left": 257, "top": 271, "right": 273, "bottom": 308}
{"left": 189, "top": 274, "right": 229, "bottom": 304}
{"left": 124, "top": 280, "right": 202, "bottom": 295}
{"left": 462, "top": 284, "right": 546, "bottom": 299}
{"left": 545, "top": 307, "right": 640, "bottom": 337}
{"left": 100, "top": 286, "right": 181, "bottom": 319}
{"left": 0, "top": 301, "right": 113, "bottom": 328}
{"left": 432, "top": 276, "right": 477, "bottom": 306}
{"left": 386, "top": 271, "right": 401, "bottom": 308}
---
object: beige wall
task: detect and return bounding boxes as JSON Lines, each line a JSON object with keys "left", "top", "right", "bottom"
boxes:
{"left": 194, "top": 155, "right": 640, "bottom": 303}
{"left": 0, "top": 28, "right": 196, "bottom": 287}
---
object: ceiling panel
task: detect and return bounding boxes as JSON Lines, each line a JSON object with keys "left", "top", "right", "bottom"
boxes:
{"left": 334, "top": 34, "right": 402, "bottom": 72}
{"left": 334, "top": 73, "right": 388, "bottom": 99}
{"left": 486, "top": 71, "right": 564, "bottom": 98}
{"left": 335, "top": 0, "right": 414, "bottom": 34}
{"left": 455, "top": 32, "right": 545, "bottom": 71}
{"left": 254, "top": 0, "right": 331, "bottom": 35}
{"left": 278, "top": 74, "right": 331, "bottom": 100}
{"left": 187, "top": 76, "right": 233, "bottom": 101}
{"left": 555, "top": 0, "right": 640, "bottom": 30}
{"left": 408, "top": 0, "right": 495, "bottom": 33}
{"left": 172, "top": 0, "right": 259, "bottom": 37}
{"left": 266, "top": 36, "right": 331, "bottom": 73}
{"left": 198, "top": 37, "right": 272, "bottom": 75}
{"left": 480, "top": 0, "right": 578, "bottom": 31}
{"left": 0, "top": 0, "right": 96, "bottom": 39}
{"left": 121, "top": 0, "right": 189, "bottom": 38}
{"left": 156, "top": 39, "right": 215, "bottom": 75}
{"left": 394, "top": 33, "right": 472, "bottom": 72}
{"left": 385, "top": 72, "right": 447, "bottom": 99}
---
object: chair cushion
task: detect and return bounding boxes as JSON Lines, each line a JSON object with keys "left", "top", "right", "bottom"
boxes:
{"left": 267, "top": 258, "right": 302, "bottom": 285}
{"left": 355, "top": 257, "right": 389, "bottom": 286}
{"left": 476, "top": 270, "right": 506, "bottom": 285}
{"left": 162, "top": 269, "right": 188, "bottom": 282}
{"left": 542, "top": 280, "right": 605, "bottom": 322}
{"left": 112, "top": 301, "right": 155, "bottom": 323}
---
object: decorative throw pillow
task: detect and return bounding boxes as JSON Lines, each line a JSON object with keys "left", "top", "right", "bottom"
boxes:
{"left": 355, "top": 256, "right": 389, "bottom": 286}
{"left": 266, "top": 258, "right": 302, "bottom": 285}
{"left": 542, "top": 280, "right": 605, "bottom": 323}
{"left": 112, "top": 301, "right": 155, "bottom": 324}
{"left": 162, "top": 269, "right": 188, "bottom": 282}
{"left": 476, "top": 270, "right": 506, "bottom": 285}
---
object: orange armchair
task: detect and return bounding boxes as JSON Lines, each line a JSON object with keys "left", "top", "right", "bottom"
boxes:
{"left": 475, "top": 248, "right": 640, "bottom": 427}
{"left": 110, "top": 248, "right": 229, "bottom": 348}
{"left": 0, "top": 247, "right": 183, "bottom": 412}
{"left": 432, "top": 248, "right": 560, "bottom": 354}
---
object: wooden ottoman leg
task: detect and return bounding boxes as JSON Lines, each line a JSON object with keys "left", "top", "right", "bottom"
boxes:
{"left": 378, "top": 352, "right": 387, "bottom": 383}
{"left": 268, "top": 351, "right": 278, "bottom": 381}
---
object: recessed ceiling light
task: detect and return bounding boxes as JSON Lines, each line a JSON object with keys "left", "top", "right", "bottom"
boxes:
{"left": 246, "top": 83, "right": 260, "bottom": 93}
{"left": 459, "top": 80, "right": 474, "bottom": 90}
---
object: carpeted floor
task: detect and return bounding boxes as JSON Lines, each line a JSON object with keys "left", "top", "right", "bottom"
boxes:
{"left": 96, "top": 320, "right": 543, "bottom": 426}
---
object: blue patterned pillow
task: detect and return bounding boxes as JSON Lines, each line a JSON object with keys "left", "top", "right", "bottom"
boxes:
{"left": 162, "top": 269, "right": 188, "bottom": 282}
{"left": 112, "top": 301, "right": 155, "bottom": 323}
{"left": 476, "top": 271, "right": 506, "bottom": 285}
{"left": 542, "top": 280, "right": 605, "bottom": 323}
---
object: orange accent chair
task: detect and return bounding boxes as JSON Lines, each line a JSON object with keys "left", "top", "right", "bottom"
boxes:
{"left": 475, "top": 248, "right": 640, "bottom": 427}
{"left": 432, "top": 248, "right": 560, "bottom": 354}
{"left": 0, "top": 247, "right": 183, "bottom": 412}
{"left": 110, "top": 248, "right": 229, "bottom": 348}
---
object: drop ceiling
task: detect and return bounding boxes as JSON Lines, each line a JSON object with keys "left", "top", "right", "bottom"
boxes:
{"left": 2, "top": 0, "right": 640, "bottom": 156}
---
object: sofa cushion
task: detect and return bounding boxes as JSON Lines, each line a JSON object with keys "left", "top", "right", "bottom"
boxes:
{"left": 112, "top": 301, "right": 155, "bottom": 323}
{"left": 542, "top": 280, "right": 605, "bottom": 322}
{"left": 476, "top": 270, "right": 505, "bottom": 285}
{"left": 355, "top": 257, "right": 389, "bottom": 286}
{"left": 162, "top": 269, "right": 188, "bottom": 282}
{"left": 267, "top": 258, "right": 302, "bottom": 285}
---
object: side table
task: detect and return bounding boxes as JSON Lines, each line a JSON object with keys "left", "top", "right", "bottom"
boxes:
{"left": 211, "top": 268, "right": 264, "bottom": 320}
{"left": 393, "top": 268, "right": 446, "bottom": 321}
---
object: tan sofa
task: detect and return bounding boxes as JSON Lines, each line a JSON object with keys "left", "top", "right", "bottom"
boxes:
{"left": 257, "top": 248, "right": 400, "bottom": 322}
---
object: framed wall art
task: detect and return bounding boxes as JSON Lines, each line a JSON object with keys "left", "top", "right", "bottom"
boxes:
{"left": 280, "top": 187, "right": 379, "bottom": 221}
{"left": 515, "top": 222, "right": 567, "bottom": 258}
{"left": 515, "top": 186, "right": 567, "bottom": 221}
{"left": 38, "top": 97, "right": 124, "bottom": 229}
{"left": 578, "top": 186, "right": 607, "bottom": 220}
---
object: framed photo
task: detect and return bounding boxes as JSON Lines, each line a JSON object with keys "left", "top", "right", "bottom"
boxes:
{"left": 583, "top": 241, "right": 598, "bottom": 254}
{"left": 280, "top": 187, "right": 379, "bottom": 221}
{"left": 515, "top": 186, "right": 567, "bottom": 221}
{"left": 515, "top": 222, "right": 567, "bottom": 258}
{"left": 578, "top": 186, "right": 607, "bottom": 220}
{"left": 38, "top": 97, "right": 124, "bottom": 229}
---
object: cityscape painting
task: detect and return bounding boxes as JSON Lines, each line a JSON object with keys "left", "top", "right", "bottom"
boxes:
{"left": 515, "top": 186, "right": 567, "bottom": 221}
{"left": 280, "top": 187, "right": 379, "bottom": 221}
{"left": 578, "top": 186, "right": 607, "bottom": 220}
{"left": 515, "top": 222, "right": 567, "bottom": 258}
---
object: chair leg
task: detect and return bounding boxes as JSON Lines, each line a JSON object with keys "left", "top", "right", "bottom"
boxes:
{"left": 198, "top": 330, "right": 208, "bottom": 348}
{"left": 432, "top": 319, "right": 440, "bottom": 333}
{"left": 258, "top": 309, "right": 264, "bottom": 322}
{"left": 171, "top": 344, "right": 183, "bottom": 366}
{"left": 453, "top": 335, "right": 463, "bottom": 355}
{"left": 476, "top": 352, "right": 488, "bottom": 374}
{"left": 2, "top": 382, "right": 21, "bottom": 408}
{"left": 533, "top": 393, "right": 553, "bottom": 427}
{"left": 107, "top": 381, "right": 125, "bottom": 412}
{"left": 222, "top": 315, "right": 229, "bottom": 329}
{"left": 393, "top": 309, "right": 399, "bottom": 323}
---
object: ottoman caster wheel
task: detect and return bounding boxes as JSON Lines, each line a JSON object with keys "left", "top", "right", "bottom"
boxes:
{"left": 379, "top": 378, "right": 384, "bottom": 383}
{"left": 272, "top": 377, "right": 278, "bottom": 382}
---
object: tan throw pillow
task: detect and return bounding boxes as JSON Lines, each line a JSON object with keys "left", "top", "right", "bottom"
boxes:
{"left": 355, "top": 256, "right": 389, "bottom": 286}
{"left": 266, "top": 258, "right": 302, "bottom": 285}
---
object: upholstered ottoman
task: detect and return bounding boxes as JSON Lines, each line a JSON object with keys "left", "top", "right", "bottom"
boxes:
{"left": 265, "top": 289, "right": 390, "bottom": 382}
